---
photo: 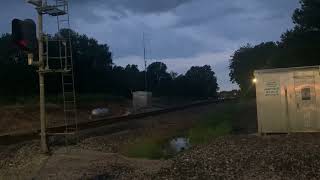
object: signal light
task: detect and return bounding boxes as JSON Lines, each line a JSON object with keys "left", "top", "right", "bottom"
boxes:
{"left": 252, "top": 78, "right": 257, "bottom": 84}
{"left": 12, "top": 18, "right": 37, "bottom": 52}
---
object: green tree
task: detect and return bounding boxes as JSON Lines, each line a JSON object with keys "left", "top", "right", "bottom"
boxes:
{"left": 0, "top": 29, "right": 113, "bottom": 101}
{"left": 147, "top": 62, "right": 172, "bottom": 93}
{"left": 229, "top": 42, "right": 278, "bottom": 96}
{"left": 0, "top": 29, "right": 221, "bottom": 101}
{"left": 124, "top": 64, "right": 144, "bottom": 92}
{"left": 183, "top": 65, "right": 219, "bottom": 98}
{"left": 229, "top": 0, "right": 320, "bottom": 96}
{"left": 59, "top": 29, "right": 113, "bottom": 93}
{"left": 292, "top": 0, "right": 320, "bottom": 31}
{"left": 278, "top": 0, "right": 320, "bottom": 68}
{"left": 0, "top": 34, "right": 38, "bottom": 101}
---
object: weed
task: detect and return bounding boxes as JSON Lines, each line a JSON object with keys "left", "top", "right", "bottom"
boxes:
{"left": 188, "top": 103, "right": 235, "bottom": 144}
{"left": 122, "top": 138, "right": 166, "bottom": 159}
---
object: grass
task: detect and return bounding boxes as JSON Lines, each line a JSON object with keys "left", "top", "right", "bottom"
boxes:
{"left": 188, "top": 103, "right": 236, "bottom": 144}
{"left": 121, "top": 130, "right": 189, "bottom": 160}
{"left": 0, "top": 95, "right": 39, "bottom": 105}
{"left": 189, "top": 123, "right": 230, "bottom": 145}
{"left": 122, "top": 103, "right": 239, "bottom": 159}
{"left": 122, "top": 137, "right": 169, "bottom": 160}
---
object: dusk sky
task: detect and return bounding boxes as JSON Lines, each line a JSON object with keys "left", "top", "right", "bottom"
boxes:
{"left": 0, "top": 0, "right": 300, "bottom": 90}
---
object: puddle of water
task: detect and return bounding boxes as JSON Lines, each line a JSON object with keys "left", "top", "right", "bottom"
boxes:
{"left": 169, "top": 137, "right": 190, "bottom": 153}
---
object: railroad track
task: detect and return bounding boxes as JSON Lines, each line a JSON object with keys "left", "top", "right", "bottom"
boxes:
{"left": 0, "top": 99, "right": 235, "bottom": 145}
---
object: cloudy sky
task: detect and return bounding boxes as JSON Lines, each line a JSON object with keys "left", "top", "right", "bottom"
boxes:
{"left": 0, "top": 0, "right": 300, "bottom": 90}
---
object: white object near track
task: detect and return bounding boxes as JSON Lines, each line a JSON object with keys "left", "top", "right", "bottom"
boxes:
{"left": 91, "top": 108, "right": 110, "bottom": 116}
{"left": 132, "top": 91, "right": 152, "bottom": 110}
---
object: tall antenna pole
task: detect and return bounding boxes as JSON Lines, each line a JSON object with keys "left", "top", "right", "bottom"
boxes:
{"left": 143, "top": 32, "right": 147, "bottom": 91}
{"left": 38, "top": 0, "right": 48, "bottom": 153}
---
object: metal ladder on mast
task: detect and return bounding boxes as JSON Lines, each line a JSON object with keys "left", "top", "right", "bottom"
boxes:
{"left": 40, "top": 0, "right": 78, "bottom": 137}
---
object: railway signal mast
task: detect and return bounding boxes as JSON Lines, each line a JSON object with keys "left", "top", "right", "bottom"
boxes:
{"left": 16, "top": 0, "right": 78, "bottom": 153}
{"left": 143, "top": 32, "right": 148, "bottom": 90}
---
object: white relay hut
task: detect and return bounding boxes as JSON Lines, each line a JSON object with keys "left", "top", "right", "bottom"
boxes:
{"left": 254, "top": 66, "right": 320, "bottom": 134}
{"left": 132, "top": 91, "right": 152, "bottom": 110}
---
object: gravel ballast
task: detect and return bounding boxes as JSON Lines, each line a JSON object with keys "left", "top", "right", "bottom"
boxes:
{"left": 3, "top": 102, "right": 320, "bottom": 179}
{"left": 0, "top": 140, "right": 48, "bottom": 179}
{"left": 2, "top": 134, "right": 320, "bottom": 179}
{"left": 154, "top": 134, "right": 320, "bottom": 180}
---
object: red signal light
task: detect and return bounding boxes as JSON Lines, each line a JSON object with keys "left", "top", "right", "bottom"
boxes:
{"left": 12, "top": 18, "right": 37, "bottom": 52}
{"left": 18, "top": 40, "right": 28, "bottom": 48}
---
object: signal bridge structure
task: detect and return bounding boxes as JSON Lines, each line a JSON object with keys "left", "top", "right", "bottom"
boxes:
{"left": 27, "top": 0, "right": 78, "bottom": 153}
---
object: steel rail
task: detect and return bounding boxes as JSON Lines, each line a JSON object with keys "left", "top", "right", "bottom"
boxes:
{"left": 0, "top": 99, "right": 235, "bottom": 146}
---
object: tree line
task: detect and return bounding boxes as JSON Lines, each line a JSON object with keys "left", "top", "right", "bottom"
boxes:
{"left": 0, "top": 30, "right": 219, "bottom": 102}
{"left": 229, "top": 0, "right": 320, "bottom": 96}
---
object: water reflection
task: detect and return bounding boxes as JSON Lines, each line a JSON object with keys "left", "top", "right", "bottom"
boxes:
{"left": 169, "top": 137, "right": 190, "bottom": 153}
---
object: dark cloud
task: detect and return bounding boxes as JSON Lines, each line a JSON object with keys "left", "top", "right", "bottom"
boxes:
{"left": 172, "top": 1, "right": 246, "bottom": 28}
{"left": 70, "top": 5, "right": 105, "bottom": 24}
{"left": 71, "top": 0, "right": 193, "bottom": 14}
{"left": 173, "top": 6, "right": 245, "bottom": 28}
{"left": 112, "top": 0, "right": 192, "bottom": 14}
{"left": 169, "top": 0, "right": 299, "bottom": 43}
{"left": 67, "top": 0, "right": 193, "bottom": 23}
{"left": 172, "top": 0, "right": 298, "bottom": 28}
{"left": 0, "top": 0, "right": 300, "bottom": 90}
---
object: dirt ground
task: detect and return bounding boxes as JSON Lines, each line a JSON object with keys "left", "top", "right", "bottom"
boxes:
{"left": 76, "top": 104, "right": 218, "bottom": 154}
{"left": 0, "top": 97, "right": 198, "bottom": 136}
{"left": 6, "top": 101, "right": 317, "bottom": 179}
{"left": 3, "top": 100, "right": 320, "bottom": 179}
{"left": 3, "top": 134, "right": 320, "bottom": 180}
{"left": 0, "top": 100, "right": 130, "bottom": 135}
{"left": 0, "top": 103, "right": 226, "bottom": 179}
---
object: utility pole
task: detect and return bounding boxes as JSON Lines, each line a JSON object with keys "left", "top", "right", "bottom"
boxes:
{"left": 143, "top": 32, "right": 147, "bottom": 91}
{"left": 37, "top": 0, "right": 48, "bottom": 153}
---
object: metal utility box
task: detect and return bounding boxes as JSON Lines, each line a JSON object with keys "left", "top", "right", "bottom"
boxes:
{"left": 132, "top": 91, "right": 152, "bottom": 110}
{"left": 254, "top": 66, "right": 320, "bottom": 133}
